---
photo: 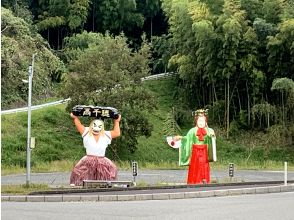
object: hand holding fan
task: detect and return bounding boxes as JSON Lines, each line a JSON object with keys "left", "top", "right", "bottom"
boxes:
{"left": 166, "top": 136, "right": 181, "bottom": 148}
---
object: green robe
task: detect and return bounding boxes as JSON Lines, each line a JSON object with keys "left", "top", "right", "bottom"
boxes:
{"left": 179, "top": 127, "right": 215, "bottom": 166}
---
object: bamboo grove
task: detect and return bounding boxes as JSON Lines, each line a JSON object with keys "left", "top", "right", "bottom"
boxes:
{"left": 161, "top": 0, "right": 294, "bottom": 144}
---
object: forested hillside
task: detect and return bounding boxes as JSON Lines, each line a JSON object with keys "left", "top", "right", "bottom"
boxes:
{"left": 161, "top": 0, "right": 294, "bottom": 141}
{"left": 1, "top": 0, "right": 293, "bottom": 162}
{"left": 2, "top": 78, "right": 293, "bottom": 170}
{"left": 1, "top": 7, "right": 65, "bottom": 109}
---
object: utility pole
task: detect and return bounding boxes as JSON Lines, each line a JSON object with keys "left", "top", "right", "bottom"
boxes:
{"left": 26, "top": 54, "right": 36, "bottom": 185}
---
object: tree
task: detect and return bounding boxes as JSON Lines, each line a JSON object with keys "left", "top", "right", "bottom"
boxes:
{"left": 68, "top": 0, "right": 90, "bottom": 30}
{"left": 139, "top": 0, "right": 161, "bottom": 39}
{"left": 162, "top": 0, "right": 204, "bottom": 108}
{"left": 239, "top": 26, "right": 264, "bottom": 127}
{"left": 62, "top": 30, "right": 101, "bottom": 63}
{"left": 216, "top": 0, "right": 249, "bottom": 138}
{"left": 267, "top": 19, "right": 294, "bottom": 79}
{"left": 240, "top": 0, "right": 263, "bottom": 22}
{"left": 262, "top": 0, "right": 283, "bottom": 24}
{"left": 34, "top": 0, "right": 90, "bottom": 48}
{"left": 151, "top": 34, "right": 173, "bottom": 73}
{"left": 280, "top": 0, "right": 294, "bottom": 20}
{"left": 260, "top": 77, "right": 294, "bottom": 147}
{"left": 1, "top": 0, "right": 33, "bottom": 23}
{"left": 94, "top": 0, "right": 144, "bottom": 34}
{"left": 1, "top": 7, "right": 66, "bottom": 109}
{"left": 61, "top": 32, "right": 156, "bottom": 157}
{"left": 251, "top": 102, "right": 276, "bottom": 129}
{"left": 271, "top": 77, "right": 294, "bottom": 126}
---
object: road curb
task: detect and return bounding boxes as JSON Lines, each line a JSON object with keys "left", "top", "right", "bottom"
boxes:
{"left": 2, "top": 184, "right": 294, "bottom": 202}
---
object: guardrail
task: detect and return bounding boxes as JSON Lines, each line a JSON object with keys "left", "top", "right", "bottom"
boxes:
{"left": 141, "top": 72, "right": 176, "bottom": 81}
{"left": 1, "top": 72, "right": 177, "bottom": 115}
{"left": 1, "top": 98, "right": 71, "bottom": 115}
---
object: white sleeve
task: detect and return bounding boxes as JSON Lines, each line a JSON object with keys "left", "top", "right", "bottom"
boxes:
{"left": 105, "top": 131, "right": 112, "bottom": 145}
{"left": 82, "top": 127, "right": 89, "bottom": 137}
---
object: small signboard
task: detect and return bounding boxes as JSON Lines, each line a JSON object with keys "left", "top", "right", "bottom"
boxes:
{"left": 229, "top": 163, "right": 234, "bottom": 177}
{"left": 30, "top": 137, "right": 35, "bottom": 149}
{"left": 72, "top": 105, "right": 119, "bottom": 119}
{"left": 132, "top": 161, "right": 138, "bottom": 176}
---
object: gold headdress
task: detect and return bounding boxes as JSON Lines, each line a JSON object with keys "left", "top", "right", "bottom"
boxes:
{"left": 193, "top": 109, "right": 209, "bottom": 117}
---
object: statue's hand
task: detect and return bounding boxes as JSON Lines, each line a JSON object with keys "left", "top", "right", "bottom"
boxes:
{"left": 113, "top": 114, "right": 121, "bottom": 123}
{"left": 173, "top": 135, "right": 182, "bottom": 141}
{"left": 209, "top": 129, "right": 216, "bottom": 137}
{"left": 70, "top": 112, "right": 78, "bottom": 119}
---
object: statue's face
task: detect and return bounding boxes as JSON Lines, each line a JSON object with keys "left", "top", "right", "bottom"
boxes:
{"left": 92, "top": 120, "right": 104, "bottom": 134}
{"left": 196, "top": 116, "right": 206, "bottom": 128}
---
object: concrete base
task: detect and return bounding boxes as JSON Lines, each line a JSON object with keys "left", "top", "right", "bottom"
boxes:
{"left": 82, "top": 180, "right": 134, "bottom": 189}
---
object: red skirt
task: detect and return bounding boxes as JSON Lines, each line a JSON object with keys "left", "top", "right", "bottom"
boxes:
{"left": 187, "top": 144, "right": 210, "bottom": 184}
{"left": 70, "top": 155, "right": 117, "bottom": 186}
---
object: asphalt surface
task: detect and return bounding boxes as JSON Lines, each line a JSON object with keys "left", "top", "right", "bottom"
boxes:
{"left": 3, "top": 192, "right": 294, "bottom": 220}
{"left": 2, "top": 169, "right": 294, "bottom": 187}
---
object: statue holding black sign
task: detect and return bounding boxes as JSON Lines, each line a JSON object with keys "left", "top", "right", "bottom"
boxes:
{"left": 69, "top": 105, "right": 121, "bottom": 186}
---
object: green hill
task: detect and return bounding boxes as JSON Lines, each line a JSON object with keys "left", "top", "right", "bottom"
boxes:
{"left": 1, "top": 78, "right": 293, "bottom": 173}
{"left": 1, "top": 78, "right": 181, "bottom": 171}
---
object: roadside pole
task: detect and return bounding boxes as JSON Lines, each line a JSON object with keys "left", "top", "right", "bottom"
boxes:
{"left": 26, "top": 54, "right": 36, "bottom": 186}
{"left": 284, "top": 161, "right": 288, "bottom": 186}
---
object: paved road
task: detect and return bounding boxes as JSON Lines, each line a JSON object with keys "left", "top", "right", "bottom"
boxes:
{"left": 2, "top": 192, "right": 294, "bottom": 220}
{"left": 2, "top": 169, "right": 294, "bottom": 187}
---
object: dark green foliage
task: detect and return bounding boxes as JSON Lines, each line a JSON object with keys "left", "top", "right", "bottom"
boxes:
{"left": 163, "top": 108, "right": 182, "bottom": 136}
{"left": 161, "top": 0, "right": 294, "bottom": 141}
{"left": 29, "top": 0, "right": 164, "bottom": 48}
{"left": 1, "top": 7, "right": 66, "bottom": 109}
{"left": 267, "top": 148, "right": 293, "bottom": 162}
{"left": 61, "top": 32, "right": 156, "bottom": 157}
{"left": 95, "top": 0, "right": 144, "bottom": 33}
{"left": 262, "top": 0, "right": 283, "bottom": 24}
{"left": 35, "top": 0, "right": 90, "bottom": 31}
{"left": 151, "top": 34, "right": 173, "bottom": 74}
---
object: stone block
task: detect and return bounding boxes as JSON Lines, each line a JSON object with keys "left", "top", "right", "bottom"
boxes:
{"left": 268, "top": 186, "right": 281, "bottom": 193}
{"left": 9, "top": 196, "right": 26, "bottom": 202}
{"left": 228, "top": 188, "right": 243, "bottom": 196}
{"left": 117, "top": 195, "right": 136, "bottom": 201}
{"left": 98, "top": 195, "right": 118, "bottom": 202}
{"left": 198, "top": 191, "right": 214, "bottom": 198}
{"left": 80, "top": 195, "right": 98, "bottom": 202}
{"left": 214, "top": 189, "right": 229, "bottom": 197}
{"left": 242, "top": 188, "right": 256, "bottom": 194}
{"left": 281, "top": 185, "right": 293, "bottom": 192}
{"left": 45, "top": 195, "right": 62, "bottom": 202}
{"left": 255, "top": 187, "right": 269, "bottom": 194}
{"left": 135, "top": 194, "right": 153, "bottom": 201}
{"left": 27, "top": 196, "right": 45, "bottom": 202}
{"left": 169, "top": 193, "right": 185, "bottom": 200}
{"left": 152, "top": 193, "right": 170, "bottom": 200}
{"left": 1, "top": 196, "right": 10, "bottom": 202}
{"left": 184, "top": 191, "right": 200, "bottom": 199}
{"left": 62, "top": 195, "right": 81, "bottom": 202}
